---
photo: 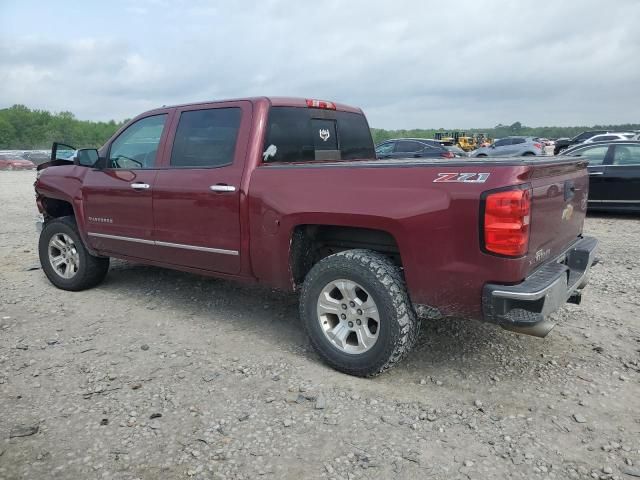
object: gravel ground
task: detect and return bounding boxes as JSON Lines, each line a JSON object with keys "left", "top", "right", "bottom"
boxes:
{"left": 1, "top": 170, "right": 639, "bottom": 480}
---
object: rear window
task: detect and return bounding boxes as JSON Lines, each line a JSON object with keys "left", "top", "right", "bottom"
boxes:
{"left": 262, "top": 107, "right": 375, "bottom": 162}
{"left": 170, "top": 108, "right": 241, "bottom": 168}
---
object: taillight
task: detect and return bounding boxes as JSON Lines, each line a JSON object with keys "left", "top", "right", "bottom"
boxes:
{"left": 440, "top": 151, "right": 455, "bottom": 158}
{"left": 306, "top": 99, "right": 336, "bottom": 110}
{"left": 482, "top": 186, "right": 531, "bottom": 257}
{"left": 533, "top": 143, "right": 543, "bottom": 149}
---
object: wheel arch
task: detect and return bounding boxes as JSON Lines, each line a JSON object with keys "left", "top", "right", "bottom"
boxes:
{"left": 289, "top": 224, "right": 403, "bottom": 289}
{"left": 37, "top": 192, "right": 97, "bottom": 256}
{"left": 40, "top": 196, "right": 75, "bottom": 220}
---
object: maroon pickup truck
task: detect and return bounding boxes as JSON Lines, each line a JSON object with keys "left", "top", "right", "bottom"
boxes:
{"left": 34, "top": 97, "right": 598, "bottom": 376}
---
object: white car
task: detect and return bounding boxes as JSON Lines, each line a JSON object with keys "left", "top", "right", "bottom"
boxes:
{"left": 583, "top": 133, "right": 635, "bottom": 143}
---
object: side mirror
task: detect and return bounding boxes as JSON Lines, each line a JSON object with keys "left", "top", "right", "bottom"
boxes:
{"left": 75, "top": 148, "right": 99, "bottom": 167}
{"left": 490, "top": 144, "right": 496, "bottom": 148}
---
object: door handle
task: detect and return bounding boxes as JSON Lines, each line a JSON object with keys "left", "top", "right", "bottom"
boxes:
{"left": 130, "top": 182, "right": 150, "bottom": 190}
{"left": 588, "top": 172, "right": 604, "bottom": 176}
{"left": 209, "top": 185, "right": 236, "bottom": 193}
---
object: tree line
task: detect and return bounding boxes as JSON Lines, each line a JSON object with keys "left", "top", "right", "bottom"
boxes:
{"left": 1, "top": 104, "right": 638, "bottom": 150}
{"left": 0, "top": 105, "right": 126, "bottom": 150}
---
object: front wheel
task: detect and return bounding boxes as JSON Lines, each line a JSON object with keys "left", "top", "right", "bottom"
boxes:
{"left": 300, "top": 250, "right": 420, "bottom": 377}
{"left": 39, "top": 216, "right": 110, "bottom": 291}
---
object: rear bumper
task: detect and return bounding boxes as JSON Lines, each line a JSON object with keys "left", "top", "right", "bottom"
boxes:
{"left": 482, "top": 236, "right": 598, "bottom": 335}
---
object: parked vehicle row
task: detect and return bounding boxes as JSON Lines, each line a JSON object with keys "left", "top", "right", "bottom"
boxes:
{"left": 34, "top": 96, "right": 597, "bottom": 377}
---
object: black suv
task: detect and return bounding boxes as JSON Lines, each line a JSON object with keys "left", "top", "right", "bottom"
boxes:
{"left": 554, "top": 131, "right": 609, "bottom": 155}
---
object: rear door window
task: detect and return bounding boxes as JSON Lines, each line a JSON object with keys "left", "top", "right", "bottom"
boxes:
{"left": 394, "top": 141, "right": 423, "bottom": 153}
{"left": 512, "top": 138, "right": 526, "bottom": 145}
{"left": 262, "top": 107, "right": 375, "bottom": 162}
{"left": 170, "top": 108, "right": 241, "bottom": 168}
{"left": 612, "top": 144, "right": 640, "bottom": 165}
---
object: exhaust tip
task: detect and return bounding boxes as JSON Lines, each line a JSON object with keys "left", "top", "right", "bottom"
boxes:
{"left": 501, "top": 321, "right": 555, "bottom": 338}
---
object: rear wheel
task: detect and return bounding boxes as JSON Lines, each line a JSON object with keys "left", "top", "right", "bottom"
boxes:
{"left": 476, "top": 153, "right": 488, "bottom": 157}
{"left": 39, "top": 216, "right": 110, "bottom": 291}
{"left": 523, "top": 152, "right": 536, "bottom": 156}
{"left": 300, "top": 249, "right": 420, "bottom": 377}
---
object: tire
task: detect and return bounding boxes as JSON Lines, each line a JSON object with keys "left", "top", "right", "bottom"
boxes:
{"left": 476, "top": 153, "right": 487, "bottom": 157}
{"left": 39, "top": 216, "right": 109, "bottom": 291}
{"left": 522, "top": 152, "right": 535, "bottom": 156}
{"left": 299, "top": 249, "right": 420, "bottom": 377}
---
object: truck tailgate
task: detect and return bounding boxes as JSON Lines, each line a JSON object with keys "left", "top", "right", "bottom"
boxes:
{"left": 526, "top": 160, "right": 589, "bottom": 270}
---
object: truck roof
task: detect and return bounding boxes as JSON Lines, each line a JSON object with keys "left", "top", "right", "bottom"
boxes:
{"left": 143, "top": 97, "right": 364, "bottom": 116}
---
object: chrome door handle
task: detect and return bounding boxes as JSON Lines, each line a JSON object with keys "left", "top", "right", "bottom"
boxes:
{"left": 588, "top": 172, "right": 604, "bottom": 176}
{"left": 209, "top": 185, "right": 236, "bottom": 192}
{"left": 130, "top": 183, "right": 150, "bottom": 190}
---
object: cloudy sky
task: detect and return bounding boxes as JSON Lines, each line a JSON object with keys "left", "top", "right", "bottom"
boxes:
{"left": 1, "top": 0, "right": 639, "bottom": 129}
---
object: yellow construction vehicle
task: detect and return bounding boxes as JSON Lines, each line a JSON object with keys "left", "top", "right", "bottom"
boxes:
{"left": 457, "top": 136, "right": 476, "bottom": 151}
{"left": 435, "top": 131, "right": 478, "bottom": 151}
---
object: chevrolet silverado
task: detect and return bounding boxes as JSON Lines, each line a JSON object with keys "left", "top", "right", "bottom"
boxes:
{"left": 34, "top": 97, "right": 598, "bottom": 376}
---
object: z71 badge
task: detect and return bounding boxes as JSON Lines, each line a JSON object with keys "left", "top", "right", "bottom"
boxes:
{"left": 433, "top": 172, "right": 490, "bottom": 183}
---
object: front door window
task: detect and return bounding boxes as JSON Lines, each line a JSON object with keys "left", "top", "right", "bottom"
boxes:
{"left": 108, "top": 115, "right": 167, "bottom": 169}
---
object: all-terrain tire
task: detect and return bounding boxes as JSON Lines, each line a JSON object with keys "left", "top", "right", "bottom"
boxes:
{"left": 300, "top": 249, "right": 420, "bottom": 377}
{"left": 39, "top": 216, "right": 110, "bottom": 291}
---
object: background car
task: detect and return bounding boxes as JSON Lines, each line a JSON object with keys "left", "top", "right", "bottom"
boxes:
{"left": 0, "top": 153, "right": 36, "bottom": 170}
{"left": 563, "top": 140, "right": 640, "bottom": 212}
{"left": 375, "top": 138, "right": 455, "bottom": 159}
{"left": 583, "top": 133, "right": 635, "bottom": 143}
{"left": 471, "top": 137, "right": 545, "bottom": 157}
{"left": 20, "top": 150, "right": 52, "bottom": 166}
{"left": 554, "top": 130, "right": 611, "bottom": 154}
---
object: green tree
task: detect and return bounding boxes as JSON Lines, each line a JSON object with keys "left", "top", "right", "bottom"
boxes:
{"left": 0, "top": 116, "right": 17, "bottom": 149}
{"left": 0, "top": 105, "right": 124, "bottom": 149}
